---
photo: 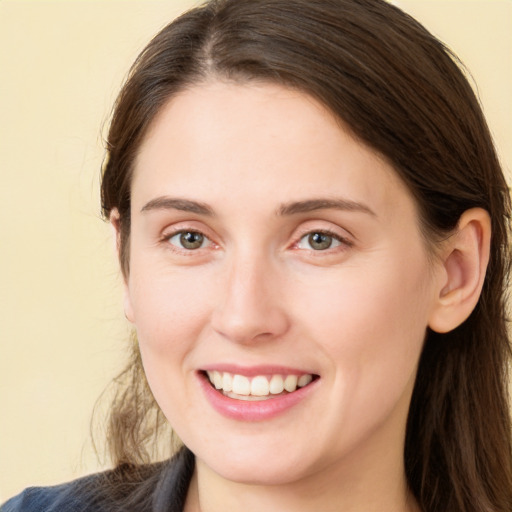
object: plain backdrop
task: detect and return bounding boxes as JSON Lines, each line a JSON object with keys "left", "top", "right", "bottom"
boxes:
{"left": 1, "top": 0, "right": 511, "bottom": 501}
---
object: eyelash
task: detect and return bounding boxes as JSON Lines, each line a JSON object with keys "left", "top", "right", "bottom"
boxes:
{"left": 293, "top": 229, "right": 353, "bottom": 252}
{"left": 162, "top": 230, "right": 215, "bottom": 253}
{"left": 162, "top": 226, "right": 353, "bottom": 257}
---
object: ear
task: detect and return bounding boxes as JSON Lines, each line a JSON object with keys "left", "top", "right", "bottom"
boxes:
{"left": 428, "top": 208, "right": 491, "bottom": 333}
{"left": 110, "top": 208, "right": 122, "bottom": 254}
{"left": 110, "top": 208, "right": 135, "bottom": 323}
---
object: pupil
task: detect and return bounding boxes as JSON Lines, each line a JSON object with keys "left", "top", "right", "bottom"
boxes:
{"left": 309, "top": 232, "right": 332, "bottom": 250}
{"left": 180, "top": 232, "right": 203, "bottom": 249}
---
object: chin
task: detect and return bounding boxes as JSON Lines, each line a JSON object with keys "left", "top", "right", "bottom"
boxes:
{"left": 210, "top": 460, "right": 308, "bottom": 486}
{"left": 193, "top": 438, "right": 318, "bottom": 486}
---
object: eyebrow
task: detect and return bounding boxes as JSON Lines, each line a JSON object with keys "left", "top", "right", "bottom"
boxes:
{"left": 277, "top": 198, "right": 376, "bottom": 217}
{"left": 141, "top": 197, "right": 214, "bottom": 216}
{"left": 140, "top": 196, "right": 375, "bottom": 217}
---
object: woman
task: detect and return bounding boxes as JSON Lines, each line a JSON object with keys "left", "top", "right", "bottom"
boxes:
{"left": 3, "top": 0, "right": 511, "bottom": 510}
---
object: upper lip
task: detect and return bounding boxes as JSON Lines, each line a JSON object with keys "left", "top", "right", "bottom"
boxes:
{"left": 200, "top": 364, "right": 318, "bottom": 377}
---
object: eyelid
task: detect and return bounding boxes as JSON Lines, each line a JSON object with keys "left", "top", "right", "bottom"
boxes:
{"left": 158, "top": 220, "right": 354, "bottom": 255}
{"left": 290, "top": 224, "right": 354, "bottom": 252}
{"left": 160, "top": 223, "right": 219, "bottom": 253}
{"left": 297, "top": 232, "right": 343, "bottom": 250}
{"left": 167, "top": 231, "right": 212, "bottom": 250}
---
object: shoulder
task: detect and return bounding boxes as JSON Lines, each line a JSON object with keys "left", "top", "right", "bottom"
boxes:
{"left": 0, "top": 469, "right": 160, "bottom": 512}
{"left": 1, "top": 448, "right": 195, "bottom": 512}
{"left": 0, "top": 474, "right": 109, "bottom": 512}
{"left": 0, "top": 467, "right": 149, "bottom": 512}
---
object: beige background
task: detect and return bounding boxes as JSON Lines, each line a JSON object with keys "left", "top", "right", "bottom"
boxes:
{"left": 0, "top": 0, "right": 510, "bottom": 501}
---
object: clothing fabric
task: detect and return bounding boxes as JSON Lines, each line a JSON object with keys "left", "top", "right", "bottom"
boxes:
{"left": 1, "top": 448, "right": 195, "bottom": 512}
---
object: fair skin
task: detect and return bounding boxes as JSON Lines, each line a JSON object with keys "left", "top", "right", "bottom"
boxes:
{"left": 115, "top": 81, "right": 490, "bottom": 512}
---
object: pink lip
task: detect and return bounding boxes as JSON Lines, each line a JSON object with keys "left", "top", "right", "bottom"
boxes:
{"left": 197, "top": 371, "right": 319, "bottom": 422}
{"left": 200, "top": 363, "right": 315, "bottom": 377}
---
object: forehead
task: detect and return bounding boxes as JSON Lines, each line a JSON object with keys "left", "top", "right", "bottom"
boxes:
{"left": 131, "top": 81, "right": 415, "bottom": 221}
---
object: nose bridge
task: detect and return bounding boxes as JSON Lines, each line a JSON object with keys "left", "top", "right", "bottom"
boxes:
{"left": 211, "top": 247, "right": 289, "bottom": 343}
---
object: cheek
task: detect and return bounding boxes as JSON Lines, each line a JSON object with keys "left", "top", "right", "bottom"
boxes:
{"left": 127, "top": 268, "right": 216, "bottom": 423}
{"left": 300, "top": 253, "right": 432, "bottom": 406}
{"left": 128, "top": 265, "right": 215, "bottom": 350}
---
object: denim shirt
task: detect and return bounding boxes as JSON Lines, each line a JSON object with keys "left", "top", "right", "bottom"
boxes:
{"left": 1, "top": 448, "right": 194, "bottom": 512}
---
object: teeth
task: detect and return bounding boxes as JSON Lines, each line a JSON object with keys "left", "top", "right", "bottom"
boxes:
{"left": 206, "top": 371, "right": 314, "bottom": 398}
{"left": 284, "top": 374, "right": 298, "bottom": 392}
{"left": 298, "top": 374, "right": 313, "bottom": 387}
{"left": 251, "top": 376, "right": 269, "bottom": 396}
{"left": 232, "top": 374, "right": 251, "bottom": 395}
{"left": 206, "top": 371, "right": 223, "bottom": 388}
{"left": 269, "top": 374, "right": 284, "bottom": 394}
{"left": 222, "top": 372, "right": 233, "bottom": 392}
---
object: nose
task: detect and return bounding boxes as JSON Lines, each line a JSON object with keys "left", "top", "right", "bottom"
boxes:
{"left": 210, "top": 254, "right": 290, "bottom": 344}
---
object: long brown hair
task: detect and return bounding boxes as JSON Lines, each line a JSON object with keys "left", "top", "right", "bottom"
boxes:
{"left": 99, "top": 0, "right": 512, "bottom": 509}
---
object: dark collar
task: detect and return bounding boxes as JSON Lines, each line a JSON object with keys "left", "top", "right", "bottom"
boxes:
{"left": 153, "top": 447, "right": 195, "bottom": 512}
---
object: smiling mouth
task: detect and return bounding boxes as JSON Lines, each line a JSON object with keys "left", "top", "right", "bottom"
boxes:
{"left": 204, "top": 370, "right": 318, "bottom": 401}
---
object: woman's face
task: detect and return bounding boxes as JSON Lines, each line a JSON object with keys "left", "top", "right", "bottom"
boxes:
{"left": 124, "top": 82, "right": 443, "bottom": 485}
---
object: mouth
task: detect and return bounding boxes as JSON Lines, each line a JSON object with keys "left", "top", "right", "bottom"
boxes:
{"left": 203, "top": 370, "right": 319, "bottom": 401}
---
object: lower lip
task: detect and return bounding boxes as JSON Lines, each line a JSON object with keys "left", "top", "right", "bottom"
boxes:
{"left": 198, "top": 372, "right": 319, "bottom": 422}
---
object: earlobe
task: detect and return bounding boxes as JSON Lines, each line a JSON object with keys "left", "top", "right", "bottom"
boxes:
{"left": 110, "top": 208, "right": 122, "bottom": 254}
{"left": 110, "top": 208, "right": 135, "bottom": 323}
{"left": 428, "top": 208, "right": 491, "bottom": 333}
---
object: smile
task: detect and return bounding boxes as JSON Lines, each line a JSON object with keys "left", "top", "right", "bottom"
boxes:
{"left": 205, "top": 370, "right": 315, "bottom": 401}
{"left": 198, "top": 367, "right": 320, "bottom": 421}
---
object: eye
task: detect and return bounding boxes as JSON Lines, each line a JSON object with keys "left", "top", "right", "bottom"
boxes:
{"left": 296, "top": 231, "right": 345, "bottom": 251}
{"left": 167, "top": 231, "right": 210, "bottom": 250}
